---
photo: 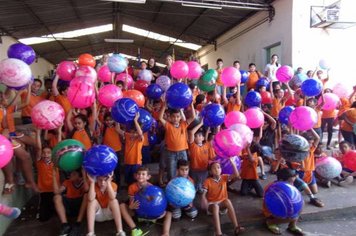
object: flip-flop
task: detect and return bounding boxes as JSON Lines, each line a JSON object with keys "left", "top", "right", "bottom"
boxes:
{"left": 266, "top": 223, "right": 281, "bottom": 235}
{"left": 3, "top": 183, "right": 15, "bottom": 194}
{"left": 234, "top": 225, "right": 246, "bottom": 235}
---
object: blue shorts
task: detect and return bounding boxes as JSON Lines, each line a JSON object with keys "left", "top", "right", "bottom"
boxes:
{"left": 297, "top": 171, "right": 316, "bottom": 185}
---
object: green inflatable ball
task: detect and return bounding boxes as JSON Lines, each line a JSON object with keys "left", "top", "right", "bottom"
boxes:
{"left": 198, "top": 69, "right": 217, "bottom": 92}
{"left": 52, "top": 139, "right": 85, "bottom": 172}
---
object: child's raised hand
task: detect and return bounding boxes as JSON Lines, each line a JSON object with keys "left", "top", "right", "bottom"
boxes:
{"left": 106, "top": 172, "right": 114, "bottom": 182}
{"left": 87, "top": 174, "right": 96, "bottom": 183}
{"left": 129, "top": 200, "right": 140, "bottom": 210}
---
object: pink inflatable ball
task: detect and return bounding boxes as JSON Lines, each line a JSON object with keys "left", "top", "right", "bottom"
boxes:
{"left": 332, "top": 83, "right": 352, "bottom": 99}
{"left": 115, "top": 73, "right": 134, "bottom": 89}
{"left": 244, "top": 107, "right": 264, "bottom": 129}
{"left": 67, "top": 76, "right": 96, "bottom": 109}
{"left": 224, "top": 111, "right": 247, "bottom": 128}
{"left": 75, "top": 66, "right": 97, "bottom": 83}
{"left": 98, "top": 84, "right": 123, "bottom": 107}
{"left": 187, "top": 61, "right": 202, "bottom": 80}
{"left": 0, "top": 134, "right": 14, "bottom": 168}
{"left": 213, "top": 129, "right": 243, "bottom": 158}
{"left": 315, "top": 157, "right": 342, "bottom": 179}
{"left": 230, "top": 123, "right": 253, "bottom": 148}
{"left": 156, "top": 75, "right": 171, "bottom": 91}
{"left": 56, "top": 61, "right": 77, "bottom": 81}
{"left": 170, "top": 60, "right": 189, "bottom": 79}
{"left": 319, "top": 59, "right": 331, "bottom": 70}
{"left": 31, "top": 100, "right": 65, "bottom": 130}
{"left": 98, "top": 65, "right": 112, "bottom": 83}
{"left": 0, "top": 58, "right": 32, "bottom": 87}
{"left": 221, "top": 67, "right": 241, "bottom": 87}
{"left": 343, "top": 150, "right": 356, "bottom": 171}
{"left": 289, "top": 106, "right": 317, "bottom": 131}
{"left": 276, "top": 65, "right": 294, "bottom": 83}
{"left": 138, "top": 69, "right": 153, "bottom": 83}
{"left": 318, "top": 93, "right": 340, "bottom": 111}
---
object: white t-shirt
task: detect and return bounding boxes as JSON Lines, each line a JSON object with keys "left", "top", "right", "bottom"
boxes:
{"left": 264, "top": 63, "right": 280, "bottom": 82}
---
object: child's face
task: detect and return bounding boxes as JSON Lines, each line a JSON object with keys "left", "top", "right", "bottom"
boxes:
{"left": 31, "top": 81, "right": 42, "bottom": 94}
{"left": 276, "top": 89, "right": 284, "bottom": 98}
{"left": 69, "top": 171, "right": 81, "bottom": 182}
{"left": 177, "top": 165, "right": 189, "bottom": 178}
{"left": 42, "top": 147, "right": 52, "bottom": 161}
{"left": 105, "top": 117, "right": 114, "bottom": 127}
{"left": 97, "top": 176, "right": 108, "bottom": 189}
{"left": 135, "top": 171, "right": 150, "bottom": 184}
{"left": 170, "top": 113, "right": 181, "bottom": 125}
{"left": 74, "top": 117, "right": 86, "bottom": 130}
{"left": 340, "top": 143, "right": 351, "bottom": 154}
{"left": 307, "top": 100, "right": 316, "bottom": 108}
{"left": 209, "top": 163, "right": 222, "bottom": 177}
{"left": 153, "top": 102, "right": 161, "bottom": 111}
{"left": 194, "top": 133, "right": 204, "bottom": 144}
{"left": 249, "top": 65, "right": 256, "bottom": 72}
{"left": 259, "top": 86, "right": 266, "bottom": 92}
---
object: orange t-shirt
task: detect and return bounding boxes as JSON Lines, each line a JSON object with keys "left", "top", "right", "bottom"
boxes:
{"left": 341, "top": 108, "right": 356, "bottom": 132}
{"left": 189, "top": 142, "right": 212, "bottom": 171}
{"left": 124, "top": 132, "right": 144, "bottom": 165}
{"left": 47, "top": 133, "right": 59, "bottom": 148}
{"left": 322, "top": 109, "right": 336, "bottom": 119}
{"left": 128, "top": 182, "right": 152, "bottom": 198}
{"left": 0, "top": 106, "right": 16, "bottom": 133}
{"left": 203, "top": 175, "right": 229, "bottom": 203}
{"left": 227, "top": 102, "right": 241, "bottom": 113}
{"left": 143, "top": 132, "right": 149, "bottom": 147}
{"left": 240, "top": 153, "right": 259, "bottom": 180}
{"left": 246, "top": 71, "right": 262, "bottom": 90}
{"left": 36, "top": 160, "right": 59, "bottom": 193}
{"left": 40, "top": 91, "right": 54, "bottom": 101}
{"left": 21, "top": 92, "right": 44, "bottom": 117}
{"left": 216, "top": 69, "right": 223, "bottom": 86}
{"left": 165, "top": 121, "right": 188, "bottom": 152}
{"left": 303, "top": 145, "right": 316, "bottom": 172}
{"left": 95, "top": 182, "right": 118, "bottom": 208}
{"left": 72, "top": 129, "right": 92, "bottom": 150}
{"left": 338, "top": 98, "right": 351, "bottom": 117}
{"left": 314, "top": 108, "right": 322, "bottom": 129}
{"left": 62, "top": 179, "right": 85, "bottom": 199}
{"left": 54, "top": 95, "right": 72, "bottom": 116}
{"left": 271, "top": 98, "right": 284, "bottom": 118}
{"left": 103, "top": 127, "right": 122, "bottom": 152}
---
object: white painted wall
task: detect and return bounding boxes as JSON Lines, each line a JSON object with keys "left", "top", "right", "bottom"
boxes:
{"left": 197, "top": 0, "right": 293, "bottom": 71}
{"left": 0, "top": 36, "right": 54, "bottom": 81}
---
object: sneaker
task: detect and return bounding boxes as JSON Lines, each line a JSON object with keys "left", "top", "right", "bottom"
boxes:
{"left": 116, "top": 231, "right": 126, "bottom": 236}
{"left": 338, "top": 176, "right": 354, "bottom": 186}
{"left": 69, "top": 223, "right": 81, "bottom": 236}
{"left": 260, "top": 174, "right": 267, "bottom": 180}
{"left": 131, "top": 228, "right": 143, "bottom": 236}
{"left": 172, "top": 208, "right": 182, "bottom": 221}
{"left": 219, "top": 208, "right": 228, "bottom": 215}
{"left": 310, "top": 197, "right": 324, "bottom": 207}
{"left": 59, "top": 223, "right": 72, "bottom": 236}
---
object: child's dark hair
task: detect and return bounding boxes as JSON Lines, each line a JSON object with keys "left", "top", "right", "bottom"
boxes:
{"left": 250, "top": 141, "right": 262, "bottom": 155}
{"left": 208, "top": 161, "right": 220, "bottom": 174}
{"left": 136, "top": 166, "right": 150, "bottom": 174}
{"left": 188, "top": 83, "right": 196, "bottom": 90}
{"left": 306, "top": 97, "right": 317, "bottom": 105}
{"left": 116, "top": 80, "right": 124, "bottom": 87}
{"left": 233, "top": 60, "right": 240, "bottom": 65}
{"left": 58, "top": 84, "right": 69, "bottom": 95}
{"left": 177, "top": 159, "right": 189, "bottom": 169}
{"left": 104, "top": 112, "right": 112, "bottom": 121}
{"left": 249, "top": 63, "right": 256, "bottom": 67}
{"left": 194, "top": 128, "right": 204, "bottom": 137}
{"left": 339, "top": 140, "right": 351, "bottom": 147}
{"left": 169, "top": 108, "right": 180, "bottom": 115}
{"left": 34, "top": 78, "right": 43, "bottom": 86}
{"left": 195, "top": 94, "right": 205, "bottom": 105}
{"left": 72, "top": 168, "right": 83, "bottom": 178}
{"left": 216, "top": 58, "right": 223, "bottom": 63}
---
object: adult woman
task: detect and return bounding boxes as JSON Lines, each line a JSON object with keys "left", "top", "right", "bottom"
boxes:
{"left": 161, "top": 55, "right": 174, "bottom": 79}
{"left": 147, "top": 57, "right": 161, "bottom": 81}
{"left": 264, "top": 54, "right": 280, "bottom": 83}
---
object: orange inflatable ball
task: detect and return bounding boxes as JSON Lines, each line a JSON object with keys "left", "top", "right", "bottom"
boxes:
{"left": 78, "top": 53, "right": 96, "bottom": 68}
{"left": 123, "top": 90, "right": 145, "bottom": 108}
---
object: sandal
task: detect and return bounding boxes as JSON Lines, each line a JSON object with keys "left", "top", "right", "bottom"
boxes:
{"left": 3, "top": 183, "right": 15, "bottom": 194}
{"left": 234, "top": 225, "right": 246, "bottom": 235}
{"left": 266, "top": 223, "right": 281, "bottom": 235}
{"left": 287, "top": 226, "right": 304, "bottom": 236}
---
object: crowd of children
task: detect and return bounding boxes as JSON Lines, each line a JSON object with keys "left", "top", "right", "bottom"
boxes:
{"left": 0, "top": 54, "right": 355, "bottom": 236}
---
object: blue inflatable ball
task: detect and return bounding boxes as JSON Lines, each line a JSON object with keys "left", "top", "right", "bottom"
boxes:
{"left": 278, "top": 106, "right": 295, "bottom": 125}
{"left": 135, "top": 185, "right": 167, "bottom": 219}
{"left": 83, "top": 145, "right": 118, "bottom": 177}
{"left": 111, "top": 98, "right": 138, "bottom": 124}
{"left": 240, "top": 70, "right": 248, "bottom": 83}
{"left": 264, "top": 182, "right": 303, "bottom": 219}
{"left": 7, "top": 43, "right": 36, "bottom": 65}
{"left": 166, "top": 177, "right": 196, "bottom": 208}
{"left": 255, "top": 78, "right": 270, "bottom": 90}
{"left": 146, "top": 84, "right": 164, "bottom": 100}
{"left": 244, "top": 91, "right": 262, "bottom": 107}
{"left": 165, "top": 83, "right": 193, "bottom": 109}
{"left": 201, "top": 103, "right": 225, "bottom": 127}
{"left": 301, "top": 78, "right": 323, "bottom": 97}
{"left": 108, "top": 54, "right": 128, "bottom": 73}
{"left": 136, "top": 108, "right": 153, "bottom": 133}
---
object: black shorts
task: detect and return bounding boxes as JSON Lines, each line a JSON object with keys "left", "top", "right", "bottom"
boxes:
{"left": 63, "top": 196, "right": 83, "bottom": 217}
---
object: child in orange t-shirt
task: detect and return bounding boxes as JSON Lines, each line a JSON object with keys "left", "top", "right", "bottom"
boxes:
{"left": 52, "top": 74, "right": 72, "bottom": 116}
{"left": 35, "top": 128, "right": 60, "bottom": 222}
{"left": 201, "top": 161, "right": 244, "bottom": 236}
{"left": 119, "top": 167, "right": 171, "bottom": 236}
{"left": 66, "top": 110, "right": 95, "bottom": 150}
{"left": 159, "top": 101, "right": 196, "bottom": 180}
{"left": 240, "top": 142, "right": 264, "bottom": 198}
{"left": 188, "top": 119, "right": 213, "bottom": 193}
{"left": 102, "top": 112, "right": 123, "bottom": 184}
{"left": 53, "top": 169, "right": 88, "bottom": 236}
{"left": 222, "top": 84, "right": 242, "bottom": 113}
{"left": 86, "top": 173, "right": 125, "bottom": 236}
